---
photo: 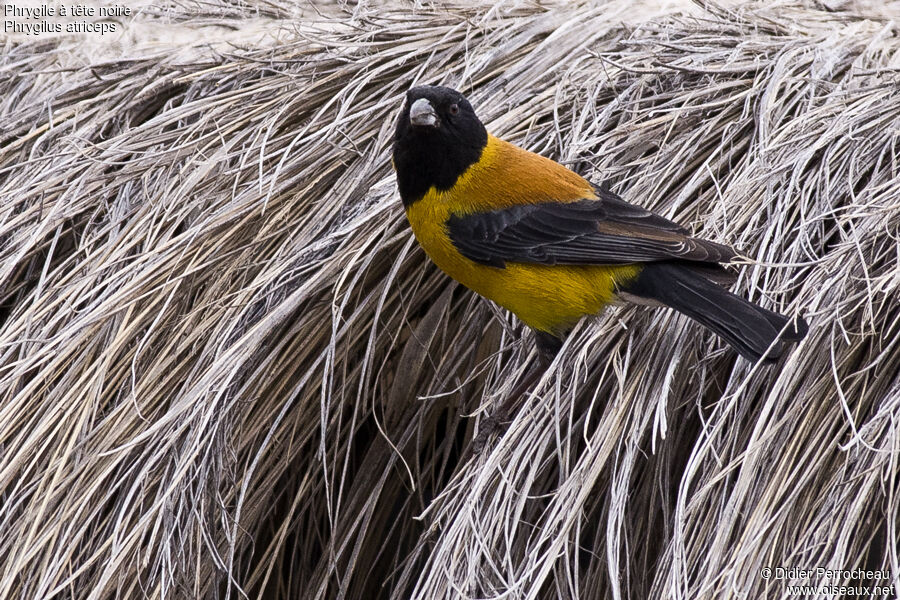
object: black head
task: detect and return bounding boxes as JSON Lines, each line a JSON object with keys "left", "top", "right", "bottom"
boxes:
{"left": 392, "top": 85, "right": 488, "bottom": 206}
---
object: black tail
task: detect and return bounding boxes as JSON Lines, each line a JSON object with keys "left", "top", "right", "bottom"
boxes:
{"left": 623, "top": 263, "right": 808, "bottom": 363}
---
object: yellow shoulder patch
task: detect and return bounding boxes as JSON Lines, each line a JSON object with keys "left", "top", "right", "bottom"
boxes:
{"left": 446, "top": 135, "right": 596, "bottom": 215}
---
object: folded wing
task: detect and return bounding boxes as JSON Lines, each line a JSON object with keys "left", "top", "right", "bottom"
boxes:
{"left": 447, "top": 187, "right": 736, "bottom": 270}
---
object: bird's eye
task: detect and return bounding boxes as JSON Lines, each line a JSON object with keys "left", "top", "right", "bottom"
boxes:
{"left": 448, "top": 103, "right": 460, "bottom": 116}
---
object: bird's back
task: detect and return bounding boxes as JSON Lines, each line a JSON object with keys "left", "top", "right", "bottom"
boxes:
{"left": 448, "top": 135, "right": 595, "bottom": 212}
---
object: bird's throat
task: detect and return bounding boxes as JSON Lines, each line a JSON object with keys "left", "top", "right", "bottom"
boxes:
{"left": 393, "top": 133, "right": 487, "bottom": 207}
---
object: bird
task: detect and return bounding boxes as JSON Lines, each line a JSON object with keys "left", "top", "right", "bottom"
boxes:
{"left": 391, "top": 85, "right": 807, "bottom": 367}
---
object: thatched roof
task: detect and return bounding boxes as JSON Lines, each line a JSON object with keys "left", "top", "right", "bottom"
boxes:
{"left": 1, "top": 1, "right": 898, "bottom": 598}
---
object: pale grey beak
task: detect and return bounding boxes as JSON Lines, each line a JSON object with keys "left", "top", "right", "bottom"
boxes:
{"left": 409, "top": 98, "right": 438, "bottom": 128}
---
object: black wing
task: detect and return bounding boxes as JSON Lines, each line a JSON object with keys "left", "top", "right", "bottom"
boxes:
{"left": 447, "top": 189, "right": 736, "bottom": 269}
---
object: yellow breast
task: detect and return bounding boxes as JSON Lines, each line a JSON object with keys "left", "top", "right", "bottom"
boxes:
{"left": 403, "top": 135, "right": 640, "bottom": 334}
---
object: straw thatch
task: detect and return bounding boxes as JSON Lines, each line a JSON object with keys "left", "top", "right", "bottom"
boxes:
{"left": 1, "top": 0, "right": 898, "bottom": 598}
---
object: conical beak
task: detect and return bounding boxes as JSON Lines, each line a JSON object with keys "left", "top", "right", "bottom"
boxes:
{"left": 409, "top": 98, "right": 439, "bottom": 128}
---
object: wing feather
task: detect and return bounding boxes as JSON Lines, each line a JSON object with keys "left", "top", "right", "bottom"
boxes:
{"left": 447, "top": 188, "right": 735, "bottom": 268}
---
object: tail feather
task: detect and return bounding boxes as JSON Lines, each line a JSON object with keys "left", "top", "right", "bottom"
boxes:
{"left": 622, "top": 263, "right": 808, "bottom": 363}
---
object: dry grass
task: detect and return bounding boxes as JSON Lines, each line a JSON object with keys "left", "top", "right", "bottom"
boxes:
{"left": 1, "top": 1, "right": 898, "bottom": 598}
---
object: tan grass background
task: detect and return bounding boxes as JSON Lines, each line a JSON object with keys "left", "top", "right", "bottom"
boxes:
{"left": 1, "top": 1, "right": 899, "bottom": 598}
